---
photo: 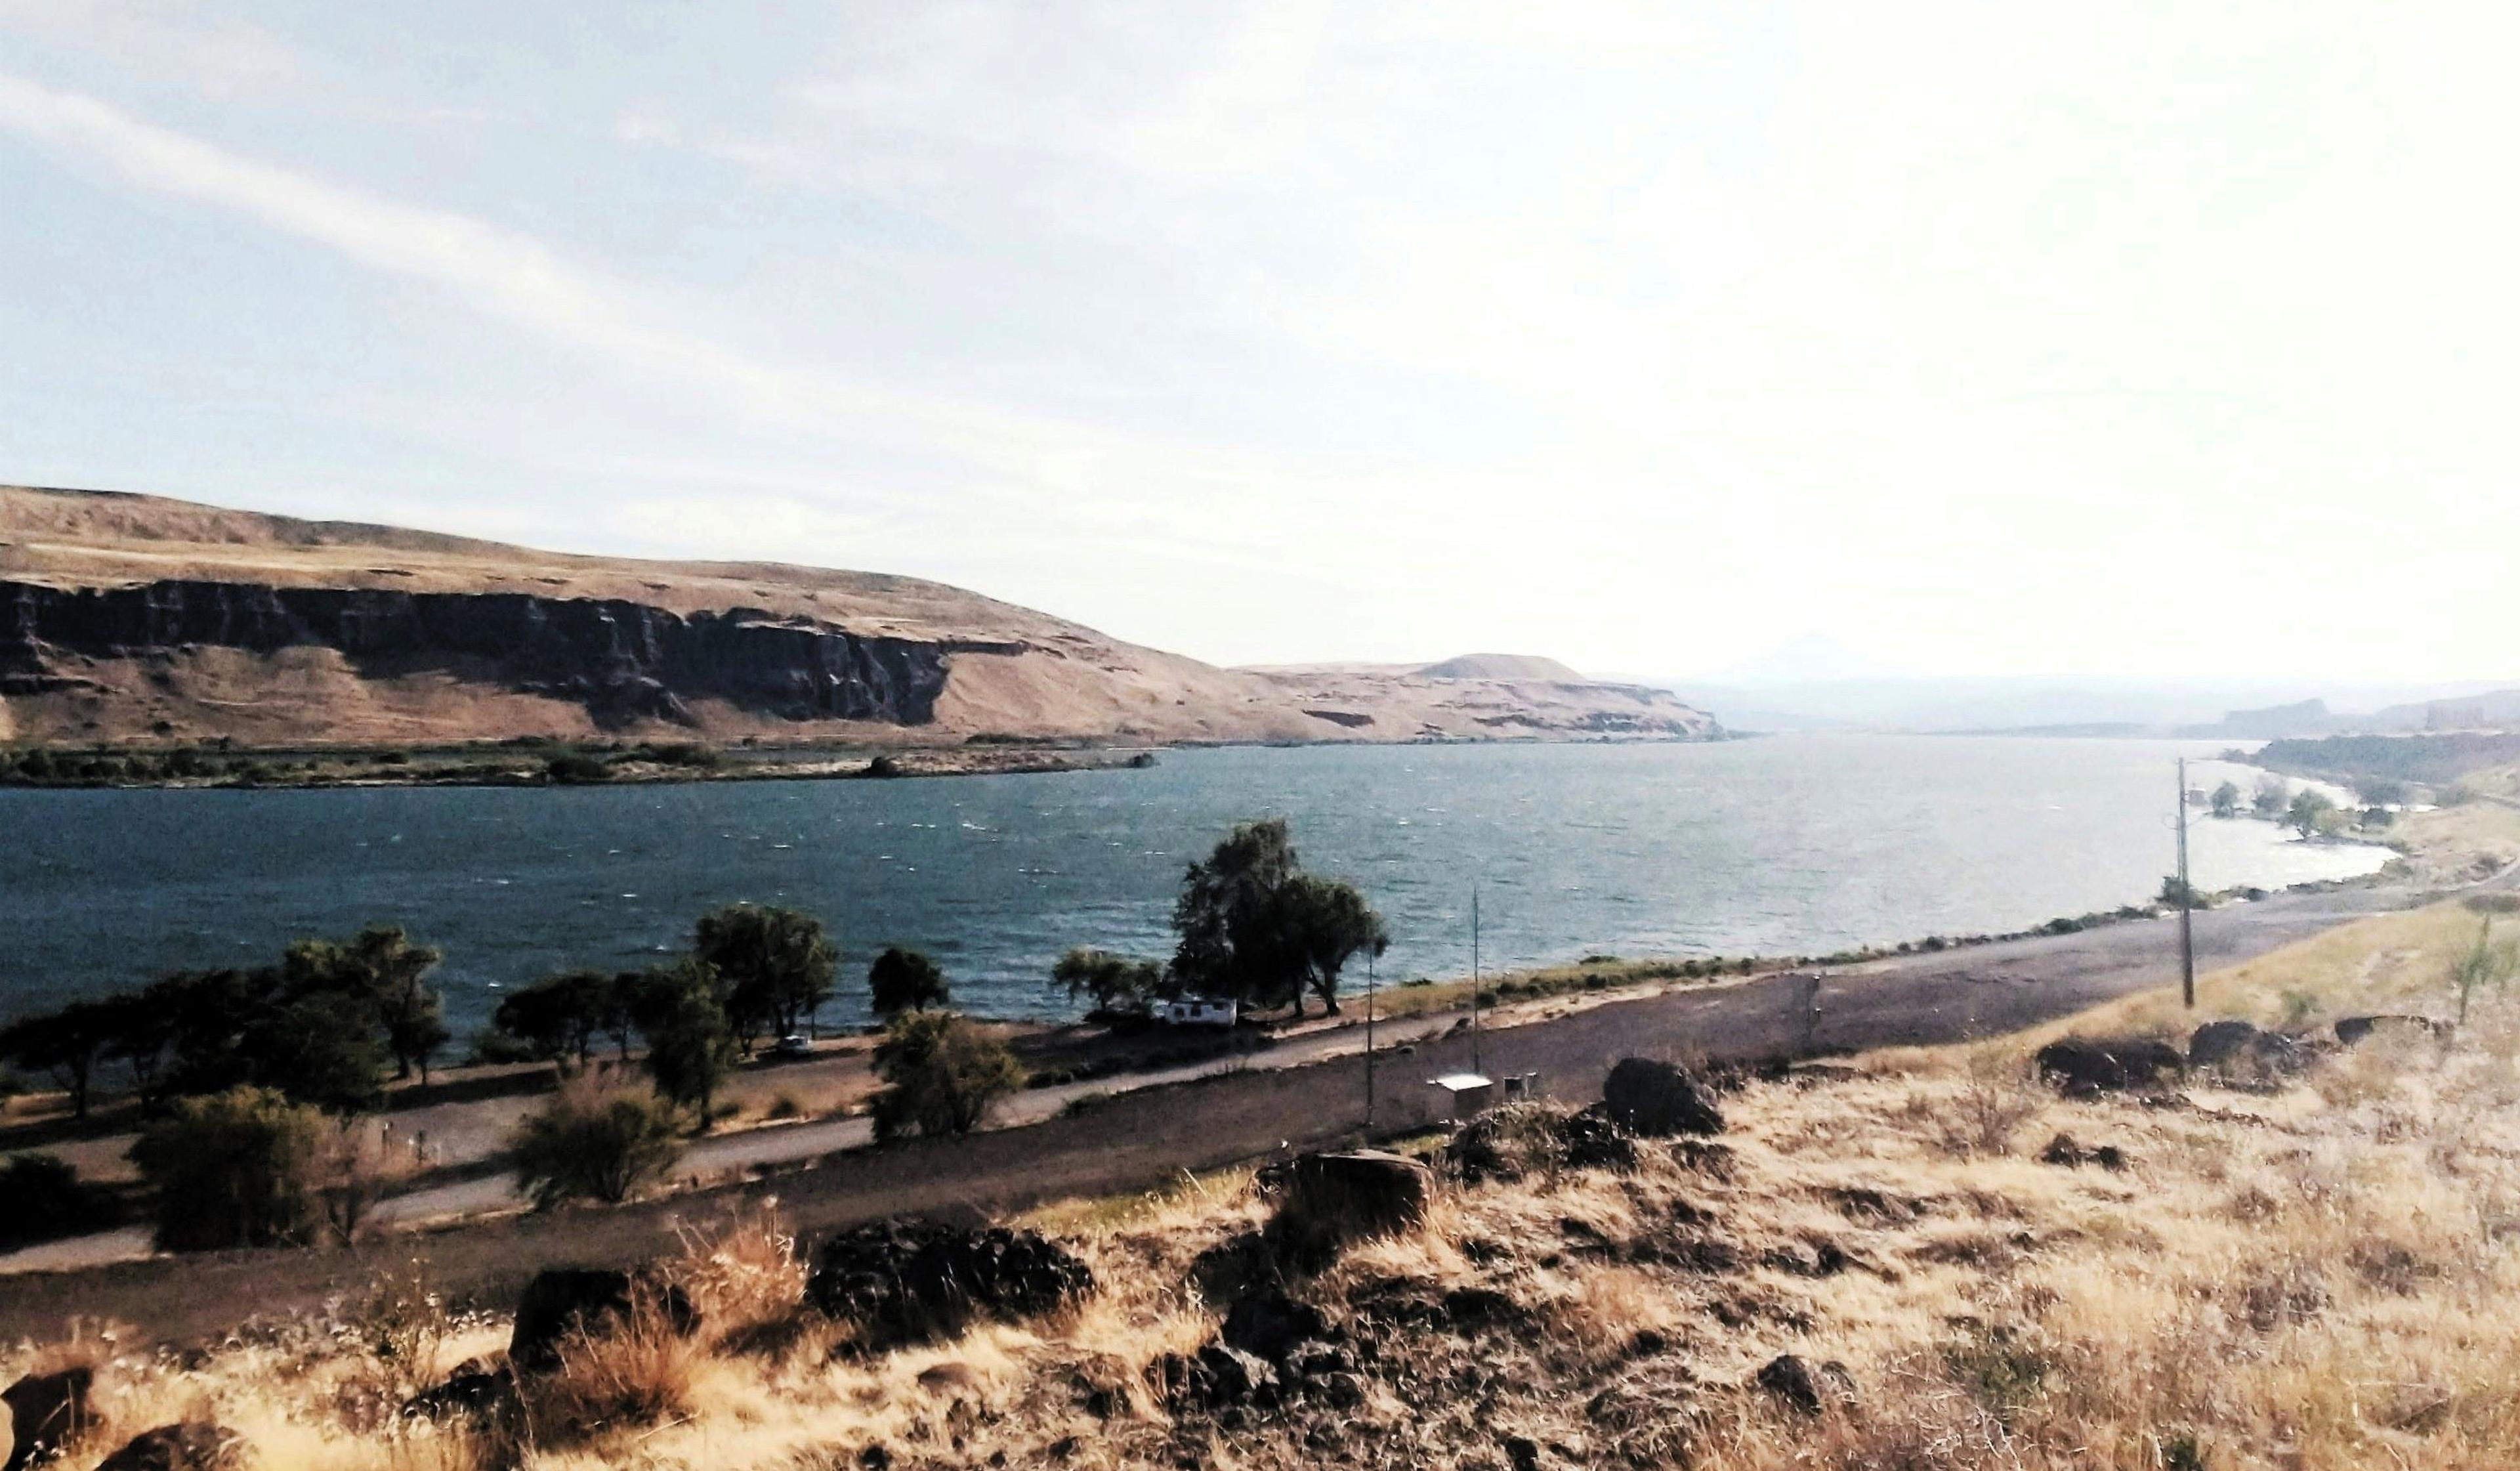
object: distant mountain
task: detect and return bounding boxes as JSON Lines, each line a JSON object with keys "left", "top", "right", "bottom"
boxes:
{"left": 0, "top": 485, "right": 1719, "bottom": 748}
{"left": 1631, "top": 672, "right": 2520, "bottom": 738}
{"left": 1414, "top": 653, "right": 1586, "bottom": 681}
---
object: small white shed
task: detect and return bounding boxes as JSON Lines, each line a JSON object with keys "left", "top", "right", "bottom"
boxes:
{"left": 1429, "top": 1071, "right": 1496, "bottom": 1120}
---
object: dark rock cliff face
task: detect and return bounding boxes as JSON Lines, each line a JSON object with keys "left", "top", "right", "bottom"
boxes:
{"left": 0, "top": 579, "right": 1018, "bottom": 728}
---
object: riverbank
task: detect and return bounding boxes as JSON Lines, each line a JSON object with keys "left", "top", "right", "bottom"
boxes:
{"left": 1, "top": 863, "right": 2475, "bottom": 1326}
{"left": 0, "top": 736, "right": 1165, "bottom": 790}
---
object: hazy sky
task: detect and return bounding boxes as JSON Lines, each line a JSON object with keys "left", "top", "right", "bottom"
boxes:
{"left": 2, "top": 5, "right": 2514, "bottom": 681}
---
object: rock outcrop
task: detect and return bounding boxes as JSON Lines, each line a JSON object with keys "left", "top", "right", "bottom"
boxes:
{"left": 0, "top": 578, "right": 990, "bottom": 728}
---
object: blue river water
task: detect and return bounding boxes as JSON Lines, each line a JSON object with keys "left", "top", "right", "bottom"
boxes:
{"left": 0, "top": 736, "right": 2382, "bottom": 1034}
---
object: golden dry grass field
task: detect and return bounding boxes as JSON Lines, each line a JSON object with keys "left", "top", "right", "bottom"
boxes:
{"left": 10, "top": 897, "right": 2520, "bottom": 1470}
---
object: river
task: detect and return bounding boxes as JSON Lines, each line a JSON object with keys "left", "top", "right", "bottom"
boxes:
{"left": 0, "top": 736, "right": 2384, "bottom": 1033}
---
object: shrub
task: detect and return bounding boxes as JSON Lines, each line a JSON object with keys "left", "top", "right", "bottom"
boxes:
{"left": 545, "top": 750, "right": 614, "bottom": 784}
{"left": 0, "top": 1154, "right": 123, "bottom": 1248}
{"left": 130, "top": 1085, "right": 327, "bottom": 1250}
{"left": 870, "top": 1012, "right": 1025, "bottom": 1141}
{"left": 510, "top": 1076, "right": 686, "bottom": 1208}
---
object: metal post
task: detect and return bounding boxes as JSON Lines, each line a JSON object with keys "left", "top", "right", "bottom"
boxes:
{"left": 2177, "top": 757, "right": 2196, "bottom": 1009}
{"left": 1364, "top": 949, "right": 1376, "bottom": 1132}
{"left": 1471, "top": 886, "right": 1484, "bottom": 1076}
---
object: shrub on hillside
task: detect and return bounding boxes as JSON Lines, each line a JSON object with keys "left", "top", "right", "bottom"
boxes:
{"left": 870, "top": 1011, "right": 1025, "bottom": 1141}
{"left": 0, "top": 1153, "right": 123, "bottom": 1247}
{"left": 130, "top": 1085, "right": 327, "bottom": 1250}
{"left": 509, "top": 1075, "right": 687, "bottom": 1208}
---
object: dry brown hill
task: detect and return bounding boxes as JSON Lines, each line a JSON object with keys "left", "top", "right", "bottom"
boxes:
{"left": 0, "top": 486, "right": 1718, "bottom": 748}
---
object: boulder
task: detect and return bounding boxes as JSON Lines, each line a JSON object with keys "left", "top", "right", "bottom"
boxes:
{"left": 1753, "top": 1354, "right": 1854, "bottom": 1417}
{"left": 3, "top": 1367, "right": 93, "bottom": 1471}
{"left": 2034, "top": 1037, "right": 2185, "bottom": 1095}
{"left": 807, "top": 1221, "right": 1092, "bottom": 1348}
{"left": 92, "top": 1424, "right": 244, "bottom": 1471}
{"left": 2189, "top": 1021, "right": 2309, "bottom": 1075}
{"left": 2336, "top": 1015, "right": 2450, "bottom": 1047}
{"left": 1273, "top": 1151, "right": 1432, "bottom": 1252}
{"left": 1221, "top": 1290, "right": 1329, "bottom": 1364}
{"left": 1160, "top": 1344, "right": 1280, "bottom": 1409}
{"left": 398, "top": 1359, "right": 514, "bottom": 1422}
{"left": 1449, "top": 1105, "right": 1637, "bottom": 1182}
{"left": 2038, "top": 1133, "right": 2127, "bottom": 1170}
{"left": 1601, "top": 1059, "right": 1725, "bottom": 1137}
{"left": 509, "top": 1268, "right": 699, "bottom": 1373}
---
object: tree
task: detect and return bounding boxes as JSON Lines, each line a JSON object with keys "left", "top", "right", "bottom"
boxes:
{"left": 2452, "top": 915, "right": 2520, "bottom": 1025}
{"left": 495, "top": 970, "right": 614, "bottom": 1067}
{"left": 1170, "top": 819, "right": 1389, "bottom": 1015}
{"left": 508, "top": 1075, "right": 685, "bottom": 1208}
{"left": 285, "top": 926, "right": 449, "bottom": 1083}
{"left": 2252, "top": 777, "right": 2292, "bottom": 819}
{"left": 2287, "top": 788, "right": 2338, "bottom": 838}
{"left": 1051, "top": 948, "right": 1170, "bottom": 1015}
{"left": 130, "top": 1086, "right": 327, "bottom": 1250}
{"left": 694, "top": 905, "right": 838, "bottom": 1052}
{"left": 869, "top": 1011, "right": 1025, "bottom": 1141}
{"left": 633, "top": 960, "right": 738, "bottom": 1120}
{"left": 2209, "top": 781, "right": 2242, "bottom": 819}
{"left": 0, "top": 1000, "right": 117, "bottom": 1119}
{"left": 240, "top": 989, "right": 390, "bottom": 1114}
{"left": 0, "top": 1155, "right": 122, "bottom": 1249}
{"left": 1271, "top": 874, "right": 1389, "bottom": 1015}
{"left": 311, "top": 1119, "right": 415, "bottom": 1245}
{"left": 868, "top": 947, "right": 951, "bottom": 1017}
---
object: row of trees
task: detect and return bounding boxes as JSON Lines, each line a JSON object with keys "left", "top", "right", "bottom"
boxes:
{"left": 0, "top": 925, "right": 449, "bottom": 1119}
{"left": 2208, "top": 777, "right": 2359, "bottom": 838}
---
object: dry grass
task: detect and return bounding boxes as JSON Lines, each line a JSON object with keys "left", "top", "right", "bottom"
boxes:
{"left": 16, "top": 906, "right": 2520, "bottom": 1468}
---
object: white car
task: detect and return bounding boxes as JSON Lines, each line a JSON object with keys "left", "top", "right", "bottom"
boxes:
{"left": 771, "top": 1034, "right": 813, "bottom": 1058}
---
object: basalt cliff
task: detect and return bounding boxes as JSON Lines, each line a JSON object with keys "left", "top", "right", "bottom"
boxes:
{"left": 0, "top": 485, "right": 1719, "bottom": 748}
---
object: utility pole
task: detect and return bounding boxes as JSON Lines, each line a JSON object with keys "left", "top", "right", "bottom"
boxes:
{"left": 2177, "top": 757, "right": 2196, "bottom": 1009}
{"left": 1363, "top": 949, "right": 1377, "bottom": 1133}
{"left": 1471, "top": 886, "right": 1484, "bottom": 1076}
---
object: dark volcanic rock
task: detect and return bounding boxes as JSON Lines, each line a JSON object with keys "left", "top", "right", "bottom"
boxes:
{"left": 0, "top": 577, "right": 1018, "bottom": 729}
{"left": 3, "top": 1366, "right": 92, "bottom": 1471}
{"left": 91, "top": 1423, "right": 243, "bottom": 1471}
{"left": 807, "top": 1221, "right": 1091, "bottom": 1348}
{"left": 1160, "top": 1344, "right": 1281, "bottom": 1410}
{"left": 2190, "top": 1020, "right": 2309, "bottom": 1075}
{"left": 2034, "top": 1036, "right": 2187, "bottom": 1094}
{"left": 1271, "top": 1151, "right": 1432, "bottom": 1257}
{"left": 1221, "top": 1290, "right": 1330, "bottom": 1364}
{"left": 1601, "top": 1058, "right": 1726, "bottom": 1136}
{"left": 1448, "top": 1104, "right": 1637, "bottom": 1182}
{"left": 509, "top": 1268, "right": 698, "bottom": 1373}
{"left": 2336, "top": 1014, "right": 2450, "bottom": 1047}
{"left": 400, "top": 1359, "right": 514, "bottom": 1422}
{"left": 2038, "top": 1133, "right": 2128, "bottom": 1170}
{"left": 1753, "top": 1355, "right": 1853, "bottom": 1417}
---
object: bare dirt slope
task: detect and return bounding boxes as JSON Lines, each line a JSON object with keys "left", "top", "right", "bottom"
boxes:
{"left": 0, "top": 486, "right": 1717, "bottom": 747}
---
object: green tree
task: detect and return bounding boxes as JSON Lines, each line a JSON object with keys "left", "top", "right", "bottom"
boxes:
{"left": 495, "top": 970, "right": 614, "bottom": 1067}
{"left": 633, "top": 960, "right": 738, "bottom": 1119}
{"left": 130, "top": 1085, "right": 327, "bottom": 1250}
{"left": 1272, "top": 874, "right": 1390, "bottom": 1015}
{"left": 694, "top": 904, "right": 838, "bottom": 1052}
{"left": 0, "top": 1000, "right": 118, "bottom": 1119}
{"left": 1051, "top": 947, "right": 1170, "bottom": 1015}
{"left": 2287, "top": 788, "right": 2338, "bottom": 838}
{"left": 2252, "top": 776, "right": 2291, "bottom": 819}
{"left": 2209, "top": 781, "right": 2242, "bottom": 819}
{"left": 869, "top": 1011, "right": 1025, "bottom": 1141}
{"left": 1170, "top": 819, "right": 1388, "bottom": 1015}
{"left": 98, "top": 990, "right": 176, "bottom": 1111}
{"left": 868, "top": 947, "right": 951, "bottom": 1017}
{"left": 2452, "top": 915, "right": 2520, "bottom": 1025}
{"left": 508, "top": 1075, "right": 686, "bottom": 1208}
{"left": 283, "top": 926, "right": 450, "bottom": 1083}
